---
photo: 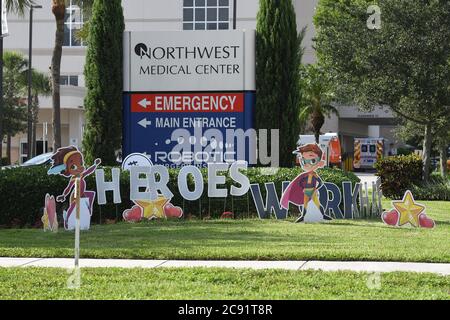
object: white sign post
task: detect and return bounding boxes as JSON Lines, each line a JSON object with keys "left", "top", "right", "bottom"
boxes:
{"left": 74, "top": 177, "right": 81, "bottom": 268}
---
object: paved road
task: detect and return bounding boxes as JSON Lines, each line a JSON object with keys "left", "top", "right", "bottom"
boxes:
{"left": 355, "top": 172, "right": 380, "bottom": 188}
{"left": 1, "top": 258, "right": 449, "bottom": 275}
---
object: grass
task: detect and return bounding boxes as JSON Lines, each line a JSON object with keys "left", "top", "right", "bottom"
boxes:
{"left": 0, "top": 199, "right": 448, "bottom": 263}
{"left": 0, "top": 267, "right": 448, "bottom": 300}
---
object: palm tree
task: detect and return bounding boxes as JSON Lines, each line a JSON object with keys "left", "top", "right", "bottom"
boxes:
{"left": 299, "top": 64, "right": 338, "bottom": 144}
{"left": 23, "top": 70, "right": 51, "bottom": 156}
{"left": 50, "top": 0, "right": 65, "bottom": 151}
{"left": 50, "top": 0, "right": 92, "bottom": 151}
{"left": 0, "top": 0, "right": 34, "bottom": 163}
{"left": 4, "top": 0, "right": 33, "bottom": 13}
{"left": 2, "top": 51, "right": 28, "bottom": 163}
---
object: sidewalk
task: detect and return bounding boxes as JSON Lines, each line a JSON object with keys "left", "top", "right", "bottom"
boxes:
{"left": 1, "top": 258, "right": 449, "bottom": 275}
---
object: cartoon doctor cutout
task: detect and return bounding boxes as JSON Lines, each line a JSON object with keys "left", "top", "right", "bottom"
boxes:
{"left": 280, "top": 143, "right": 332, "bottom": 223}
{"left": 48, "top": 146, "right": 101, "bottom": 230}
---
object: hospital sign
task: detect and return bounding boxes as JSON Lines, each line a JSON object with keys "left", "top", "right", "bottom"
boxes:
{"left": 123, "top": 30, "right": 256, "bottom": 166}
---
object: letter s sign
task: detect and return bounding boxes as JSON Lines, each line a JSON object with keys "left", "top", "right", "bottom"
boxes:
{"left": 367, "top": 5, "right": 382, "bottom": 30}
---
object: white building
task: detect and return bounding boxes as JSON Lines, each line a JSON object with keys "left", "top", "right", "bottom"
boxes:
{"left": 3, "top": 0, "right": 397, "bottom": 164}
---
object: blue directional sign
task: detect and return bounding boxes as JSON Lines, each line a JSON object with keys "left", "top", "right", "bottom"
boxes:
{"left": 123, "top": 91, "right": 255, "bottom": 166}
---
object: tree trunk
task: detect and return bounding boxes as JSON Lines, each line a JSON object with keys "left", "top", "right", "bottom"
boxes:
{"left": 440, "top": 143, "right": 448, "bottom": 178}
{"left": 51, "top": 2, "right": 65, "bottom": 151}
{"left": 6, "top": 134, "right": 11, "bottom": 165}
{"left": 32, "top": 117, "right": 37, "bottom": 156}
{"left": 311, "top": 109, "right": 325, "bottom": 144}
{"left": 0, "top": 134, "right": 3, "bottom": 165}
{"left": 422, "top": 123, "right": 433, "bottom": 182}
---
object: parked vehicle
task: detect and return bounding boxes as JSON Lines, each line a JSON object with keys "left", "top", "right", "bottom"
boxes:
{"left": 353, "top": 138, "right": 385, "bottom": 170}
{"left": 22, "top": 153, "right": 53, "bottom": 167}
{"left": 1, "top": 153, "right": 53, "bottom": 170}
{"left": 296, "top": 133, "right": 342, "bottom": 167}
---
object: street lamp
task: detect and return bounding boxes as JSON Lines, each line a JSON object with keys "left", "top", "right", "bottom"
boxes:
{"left": 27, "top": 4, "right": 43, "bottom": 159}
{"left": 233, "top": 0, "right": 237, "bottom": 30}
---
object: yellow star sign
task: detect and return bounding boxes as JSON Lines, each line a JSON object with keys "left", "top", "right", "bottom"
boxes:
{"left": 135, "top": 196, "right": 169, "bottom": 220}
{"left": 392, "top": 191, "right": 425, "bottom": 227}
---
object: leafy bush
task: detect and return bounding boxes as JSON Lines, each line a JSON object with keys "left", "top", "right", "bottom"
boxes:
{"left": 1, "top": 158, "right": 9, "bottom": 166}
{"left": 376, "top": 156, "right": 450, "bottom": 200}
{"left": 375, "top": 155, "right": 423, "bottom": 199}
{"left": 410, "top": 174, "right": 450, "bottom": 201}
{"left": 0, "top": 166, "right": 359, "bottom": 227}
{"left": 396, "top": 147, "right": 413, "bottom": 156}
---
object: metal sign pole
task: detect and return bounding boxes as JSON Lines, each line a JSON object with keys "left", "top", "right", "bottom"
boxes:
{"left": 0, "top": 0, "right": 3, "bottom": 164}
{"left": 27, "top": 7, "right": 33, "bottom": 159}
{"left": 74, "top": 177, "right": 81, "bottom": 268}
{"left": 233, "top": 0, "right": 237, "bottom": 30}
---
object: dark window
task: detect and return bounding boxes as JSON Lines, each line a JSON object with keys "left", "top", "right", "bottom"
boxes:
{"left": 184, "top": 8, "right": 194, "bottom": 21}
{"left": 207, "top": 8, "right": 217, "bottom": 21}
{"left": 64, "top": 0, "right": 84, "bottom": 47}
{"left": 219, "top": 8, "right": 229, "bottom": 20}
{"left": 195, "top": 8, "right": 205, "bottom": 21}
{"left": 183, "top": 0, "right": 230, "bottom": 31}
{"left": 60, "top": 75, "right": 79, "bottom": 86}
{"left": 362, "top": 145, "right": 368, "bottom": 153}
{"left": 218, "top": 23, "right": 229, "bottom": 30}
{"left": 195, "top": 23, "right": 206, "bottom": 30}
{"left": 183, "top": 23, "right": 194, "bottom": 30}
{"left": 370, "top": 145, "right": 376, "bottom": 153}
{"left": 207, "top": 23, "right": 217, "bottom": 30}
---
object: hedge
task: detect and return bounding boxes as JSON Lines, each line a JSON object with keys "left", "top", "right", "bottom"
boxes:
{"left": 375, "top": 155, "right": 450, "bottom": 200}
{"left": 410, "top": 174, "right": 450, "bottom": 201}
{"left": 0, "top": 166, "right": 360, "bottom": 227}
{"left": 375, "top": 154, "right": 423, "bottom": 199}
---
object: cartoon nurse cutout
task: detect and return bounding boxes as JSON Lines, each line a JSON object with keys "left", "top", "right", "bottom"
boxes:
{"left": 280, "top": 143, "right": 332, "bottom": 223}
{"left": 48, "top": 146, "right": 101, "bottom": 230}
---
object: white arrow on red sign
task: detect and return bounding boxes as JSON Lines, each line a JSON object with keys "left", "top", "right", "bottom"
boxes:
{"left": 138, "top": 118, "right": 152, "bottom": 128}
{"left": 138, "top": 98, "right": 152, "bottom": 109}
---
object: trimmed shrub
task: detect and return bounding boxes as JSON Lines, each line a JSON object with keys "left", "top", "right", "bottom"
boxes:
{"left": 375, "top": 155, "right": 423, "bottom": 199}
{"left": 410, "top": 174, "right": 450, "bottom": 201}
{"left": 0, "top": 166, "right": 359, "bottom": 227}
{"left": 83, "top": 0, "right": 124, "bottom": 165}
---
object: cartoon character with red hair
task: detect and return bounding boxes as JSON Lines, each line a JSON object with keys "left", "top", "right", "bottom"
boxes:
{"left": 281, "top": 143, "right": 332, "bottom": 223}
{"left": 48, "top": 146, "right": 101, "bottom": 230}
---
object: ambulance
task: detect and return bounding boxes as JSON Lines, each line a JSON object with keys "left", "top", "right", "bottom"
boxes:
{"left": 353, "top": 138, "right": 385, "bottom": 170}
{"left": 296, "top": 133, "right": 342, "bottom": 167}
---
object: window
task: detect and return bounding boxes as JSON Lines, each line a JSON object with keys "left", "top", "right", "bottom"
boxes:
{"left": 20, "top": 141, "right": 28, "bottom": 164}
{"left": 60, "top": 75, "right": 79, "bottom": 87}
{"left": 183, "top": 0, "right": 230, "bottom": 31}
{"left": 361, "top": 145, "right": 368, "bottom": 153}
{"left": 64, "top": 0, "right": 84, "bottom": 47}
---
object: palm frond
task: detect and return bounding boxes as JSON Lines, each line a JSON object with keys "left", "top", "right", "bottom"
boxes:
{"left": 5, "top": 0, "right": 35, "bottom": 16}
{"left": 321, "top": 104, "right": 339, "bottom": 117}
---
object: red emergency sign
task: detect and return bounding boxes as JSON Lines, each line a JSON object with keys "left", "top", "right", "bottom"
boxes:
{"left": 131, "top": 93, "right": 244, "bottom": 113}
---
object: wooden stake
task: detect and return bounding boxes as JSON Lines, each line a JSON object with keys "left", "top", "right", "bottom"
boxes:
{"left": 74, "top": 177, "right": 81, "bottom": 268}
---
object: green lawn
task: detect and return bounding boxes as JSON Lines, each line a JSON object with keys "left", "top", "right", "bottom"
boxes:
{"left": 0, "top": 267, "right": 448, "bottom": 300}
{"left": 0, "top": 200, "right": 448, "bottom": 263}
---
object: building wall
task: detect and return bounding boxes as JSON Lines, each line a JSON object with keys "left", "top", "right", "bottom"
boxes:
{"left": 2, "top": 0, "right": 393, "bottom": 164}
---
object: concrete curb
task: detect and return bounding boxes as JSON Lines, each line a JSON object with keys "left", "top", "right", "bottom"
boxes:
{"left": 0, "top": 257, "right": 449, "bottom": 275}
